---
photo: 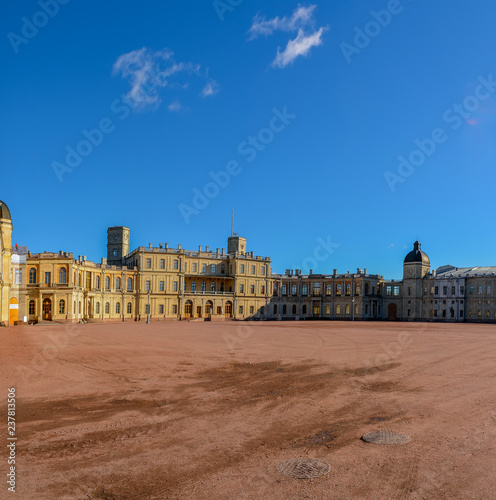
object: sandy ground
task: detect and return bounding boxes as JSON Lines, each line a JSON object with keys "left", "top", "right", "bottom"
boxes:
{"left": 1, "top": 320, "right": 496, "bottom": 499}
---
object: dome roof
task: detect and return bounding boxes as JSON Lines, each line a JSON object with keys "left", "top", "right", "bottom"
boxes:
{"left": 0, "top": 200, "right": 11, "bottom": 220}
{"left": 404, "top": 241, "right": 430, "bottom": 265}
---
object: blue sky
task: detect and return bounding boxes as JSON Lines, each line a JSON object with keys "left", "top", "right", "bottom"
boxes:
{"left": 2, "top": 0, "right": 496, "bottom": 279}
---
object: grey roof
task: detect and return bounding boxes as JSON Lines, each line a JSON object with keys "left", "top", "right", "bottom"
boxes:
{"left": 0, "top": 200, "right": 11, "bottom": 220}
{"left": 436, "top": 266, "right": 496, "bottom": 278}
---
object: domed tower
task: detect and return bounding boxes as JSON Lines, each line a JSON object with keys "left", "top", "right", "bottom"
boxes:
{"left": 403, "top": 240, "right": 430, "bottom": 279}
{"left": 0, "top": 200, "right": 13, "bottom": 325}
{"left": 402, "top": 241, "right": 430, "bottom": 321}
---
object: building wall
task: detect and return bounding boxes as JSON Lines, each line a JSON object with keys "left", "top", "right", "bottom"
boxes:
{"left": 0, "top": 217, "right": 12, "bottom": 325}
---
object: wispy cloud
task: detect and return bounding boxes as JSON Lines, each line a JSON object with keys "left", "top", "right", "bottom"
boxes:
{"left": 168, "top": 100, "right": 183, "bottom": 112}
{"left": 248, "top": 5, "right": 327, "bottom": 68}
{"left": 249, "top": 5, "right": 317, "bottom": 39}
{"left": 202, "top": 80, "right": 220, "bottom": 97}
{"left": 112, "top": 47, "right": 219, "bottom": 111}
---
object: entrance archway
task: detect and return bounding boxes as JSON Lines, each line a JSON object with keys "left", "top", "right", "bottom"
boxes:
{"left": 184, "top": 300, "right": 193, "bottom": 319}
{"left": 205, "top": 301, "right": 213, "bottom": 319}
{"left": 9, "top": 298, "right": 18, "bottom": 326}
{"left": 225, "top": 301, "right": 233, "bottom": 318}
{"left": 43, "top": 298, "right": 52, "bottom": 321}
{"left": 388, "top": 303, "right": 397, "bottom": 321}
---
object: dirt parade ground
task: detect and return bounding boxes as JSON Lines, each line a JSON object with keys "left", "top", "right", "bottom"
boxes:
{"left": 1, "top": 320, "right": 496, "bottom": 499}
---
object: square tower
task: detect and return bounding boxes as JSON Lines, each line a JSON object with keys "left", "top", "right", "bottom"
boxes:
{"left": 107, "top": 226, "right": 130, "bottom": 265}
{"left": 227, "top": 236, "right": 246, "bottom": 255}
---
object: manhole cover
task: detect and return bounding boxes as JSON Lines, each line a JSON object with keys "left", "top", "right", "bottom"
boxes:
{"left": 362, "top": 430, "right": 411, "bottom": 445}
{"left": 277, "top": 458, "right": 330, "bottom": 479}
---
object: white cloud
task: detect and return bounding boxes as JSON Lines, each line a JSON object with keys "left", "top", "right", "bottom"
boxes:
{"left": 272, "top": 27, "right": 326, "bottom": 68}
{"left": 168, "top": 100, "right": 183, "bottom": 112}
{"left": 202, "top": 80, "right": 220, "bottom": 97}
{"left": 248, "top": 5, "right": 327, "bottom": 68}
{"left": 112, "top": 47, "right": 218, "bottom": 111}
{"left": 249, "top": 5, "right": 316, "bottom": 39}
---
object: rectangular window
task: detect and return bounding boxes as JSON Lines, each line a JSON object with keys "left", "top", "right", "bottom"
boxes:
{"left": 435, "top": 286, "right": 439, "bottom": 295}
{"left": 174, "top": 260, "right": 179, "bottom": 270}
{"left": 250, "top": 306, "right": 254, "bottom": 314}
{"left": 251, "top": 265, "right": 255, "bottom": 274}
{"left": 211, "top": 265, "right": 216, "bottom": 273}
{"left": 460, "top": 286, "right": 464, "bottom": 295}
{"left": 172, "top": 304, "right": 177, "bottom": 314}
{"left": 408, "top": 287, "right": 411, "bottom": 296}
{"left": 487, "top": 285, "right": 491, "bottom": 295}
{"left": 146, "top": 280, "right": 151, "bottom": 291}
{"left": 160, "top": 259, "right": 165, "bottom": 269}
{"left": 15, "top": 269, "right": 22, "bottom": 285}
{"left": 159, "top": 305, "right": 164, "bottom": 314}
{"left": 239, "top": 306, "right": 244, "bottom": 314}
{"left": 386, "top": 285, "right": 392, "bottom": 296}
{"left": 201, "top": 281, "right": 206, "bottom": 292}
{"left": 240, "top": 264, "right": 245, "bottom": 273}
{"left": 394, "top": 286, "right": 400, "bottom": 296}
{"left": 211, "top": 282, "right": 215, "bottom": 292}
{"left": 250, "top": 285, "right": 255, "bottom": 294}
{"left": 146, "top": 258, "right": 152, "bottom": 268}
{"left": 443, "top": 286, "right": 447, "bottom": 295}
{"left": 173, "top": 281, "right": 178, "bottom": 292}
{"left": 261, "top": 285, "right": 265, "bottom": 294}
{"left": 292, "top": 284, "right": 297, "bottom": 295}
{"left": 336, "top": 304, "right": 341, "bottom": 314}
{"left": 452, "top": 286, "right": 456, "bottom": 295}
{"left": 202, "top": 263, "right": 207, "bottom": 273}
{"left": 191, "top": 281, "right": 196, "bottom": 291}
{"left": 261, "top": 267, "right": 265, "bottom": 275}
{"left": 192, "top": 263, "right": 197, "bottom": 272}
{"left": 282, "top": 284, "right": 287, "bottom": 295}
{"left": 145, "top": 305, "right": 150, "bottom": 314}
{"left": 460, "top": 310, "right": 464, "bottom": 317}
{"left": 45, "top": 272, "right": 51, "bottom": 285}
{"left": 302, "top": 284, "right": 308, "bottom": 296}
{"left": 240, "top": 284, "right": 244, "bottom": 293}
{"left": 159, "top": 281, "right": 164, "bottom": 291}
{"left": 470, "top": 286, "right": 474, "bottom": 294}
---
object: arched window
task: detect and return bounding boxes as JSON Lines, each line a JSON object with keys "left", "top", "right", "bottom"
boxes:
{"left": 273, "top": 304, "right": 277, "bottom": 314}
{"left": 345, "top": 304, "right": 350, "bottom": 314}
{"left": 346, "top": 283, "right": 351, "bottom": 295}
{"left": 127, "top": 278, "right": 133, "bottom": 291}
{"left": 59, "top": 268, "right": 67, "bottom": 284}
{"left": 292, "top": 304, "right": 297, "bottom": 314}
{"left": 105, "top": 302, "right": 110, "bottom": 314}
{"left": 96, "top": 302, "right": 100, "bottom": 314}
{"left": 282, "top": 304, "right": 287, "bottom": 314}
{"left": 336, "top": 304, "right": 341, "bottom": 314}
{"left": 59, "top": 299, "right": 65, "bottom": 314}
{"left": 29, "top": 300, "right": 35, "bottom": 315}
{"left": 96, "top": 276, "right": 100, "bottom": 289}
{"left": 302, "top": 305, "right": 307, "bottom": 315}
{"left": 116, "top": 277, "right": 121, "bottom": 290}
{"left": 116, "top": 302, "right": 120, "bottom": 314}
{"left": 29, "top": 268, "right": 37, "bottom": 284}
{"left": 127, "top": 302, "right": 132, "bottom": 314}
{"left": 105, "top": 277, "right": 110, "bottom": 290}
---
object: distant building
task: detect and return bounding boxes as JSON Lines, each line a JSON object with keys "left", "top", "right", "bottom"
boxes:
{"left": 0, "top": 199, "right": 495, "bottom": 324}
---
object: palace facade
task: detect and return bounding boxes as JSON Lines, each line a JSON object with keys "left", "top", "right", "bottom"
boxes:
{"left": 1, "top": 199, "right": 495, "bottom": 325}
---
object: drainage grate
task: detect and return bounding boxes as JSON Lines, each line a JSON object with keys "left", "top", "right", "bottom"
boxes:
{"left": 277, "top": 458, "right": 330, "bottom": 479}
{"left": 362, "top": 430, "right": 411, "bottom": 445}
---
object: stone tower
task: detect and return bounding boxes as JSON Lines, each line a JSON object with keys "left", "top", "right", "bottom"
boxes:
{"left": 107, "top": 226, "right": 130, "bottom": 265}
{"left": 227, "top": 235, "right": 247, "bottom": 255}
{"left": 402, "top": 241, "right": 430, "bottom": 320}
{"left": 0, "top": 200, "right": 12, "bottom": 325}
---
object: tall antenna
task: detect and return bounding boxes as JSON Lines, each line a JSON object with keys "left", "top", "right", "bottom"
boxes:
{"left": 231, "top": 209, "right": 234, "bottom": 237}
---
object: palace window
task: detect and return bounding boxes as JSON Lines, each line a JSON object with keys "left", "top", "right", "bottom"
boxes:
{"left": 274, "top": 304, "right": 277, "bottom": 314}
{"left": 173, "top": 281, "right": 178, "bottom": 292}
{"left": 172, "top": 305, "right": 177, "bottom": 314}
{"left": 202, "top": 263, "right": 207, "bottom": 273}
{"left": 45, "top": 272, "right": 51, "bottom": 285}
{"left": 302, "top": 305, "right": 307, "bottom": 315}
{"left": 394, "top": 286, "right": 400, "bottom": 296}
{"left": 443, "top": 286, "right": 447, "bottom": 295}
{"left": 282, "top": 284, "right": 287, "bottom": 295}
{"left": 239, "top": 306, "right": 244, "bottom": 315}
{"left": 240, "top": 264, "right": 245, "bottom": 273}
{"left": 105, "top": 277, "right": 110, "bottom": 290}
{"left": 452, "top": 286, "right": 456, "bottom": 295}
{"left": 105, "top": 302, "right": 110, "bottom": 314}
{"left": 146, "top": 258, "right": 151, "bottom": 268}
{"left": 250, "top": 285, "right": 255, "bottom": 294}
{"left": 192, "top": 263, "right": 197, "bottom": 272}
{"left": 159, "top": 281, "right": 164, "bottom": 291}
{"left": 283, "top": 305, "right": 287, "bottom": 315}
{"left": 15, "top": 269, "right": 22, "bottom": 285}
{"left": 326, "top": 284, "right": 332, "bottom": 295}
{"left": 116, "top": 303, "right": 120, "bottom": 314}
{"left": 345, "top": 304, "right": 350, "bottom": 315}
{"left": 487, "top": 286, "right": 491, "bottom": 295}
{"left": 127, "top": 302, "right": 132, "bottom": 314}
{"left": 174, "top": 260, "right": 179, "bottom": 270}
{"left": 302, "top": 285, "right": 308, "bottom": 296}
{"left": 478, "top": 286, "right": 483, "bottom": 294}
{"left": 250, "top": 306, "right": 254, "bottom": 314}
{"left": 261, "top": 267, "right": 265, "bottom": 275}
{"left": 240, "top": 284, "right": 244, "bottom": 293}
{"left": 160, "top": 259, "right": 165, "bottom": 269}
{"left": 201, "top": 281, "right": 206, "bottom": 292}
{"left": 29, "top": 268, "right": 36, "bottom": 284}
{"left": 261, "top": 285, "right": 265, "bottom": 294}
{"left": 211, "top": 282, "right": 216, "bottom": 292}
{"left": 211, "top": 265, "right": 216, "bottom": 273}
{"left": 116, "top": 277, "right": 121, "bottom": 290}
{"left": 59, "top": 299, "right": 65, "bottom": 314}
{"left": 336, "top": 284, "right": 342, "bottom": 296}
{"left": 293, "top": 305, "right": 297, "bottom": 314}
{"left": 346, "top": 283, "right": 351, "bottom": 296}
{"left": 292, "top": 284, "right": 297, "bottom": 296}
{"left": 146, "top": 280, "right": 151, "bottom": 292}
{"left": 251, "top": 265, "right": 255, "bottom": 274}
{"left": 29, "top": 300, "right": 35, "bottom": 315}
{"left": 127, "top": 278, "right": 133, "bottom": 291}
{"left": 191, "top": 281, "right": 196, "bottom": 291}
{"left": 96, "top": 302, "right": 100, "bottom": 314}
{"left": 159, "top": 305, "right": 164, "bottom": 314}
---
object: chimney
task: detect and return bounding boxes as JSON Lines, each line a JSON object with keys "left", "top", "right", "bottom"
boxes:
{"left": 216, "top": 248, "right": 219, "bottom": 254}
{"left": 199, "top": 245, "right": 202, "bottom": 252}
{"left": 309, "top": 269, "right": 313, "bottom": 275}
{"left": 159, "top": 243, "right": 163, "bottom": 249}
{"left": 101, "top": 257, "right": 107, "bottom": 266}
{"left": 364, "top": 268, "right": 367, "bottom": 275}
{"left": 333, "top": 269, "right": 337, "bottom": 276}
{"left": 165, "top": 243, "right": 169, "bottom": 249}
{"left": 149, "top": 243, "right": 153, "bottom": 249}
{"left": 222, "top": 248, "right": 225, "bottom": 255}
{"left": 206, "top": 246, "right": 209, "bottom": 252}
{"left": 178, "top": 244, "right": 182, "bottom": 250}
